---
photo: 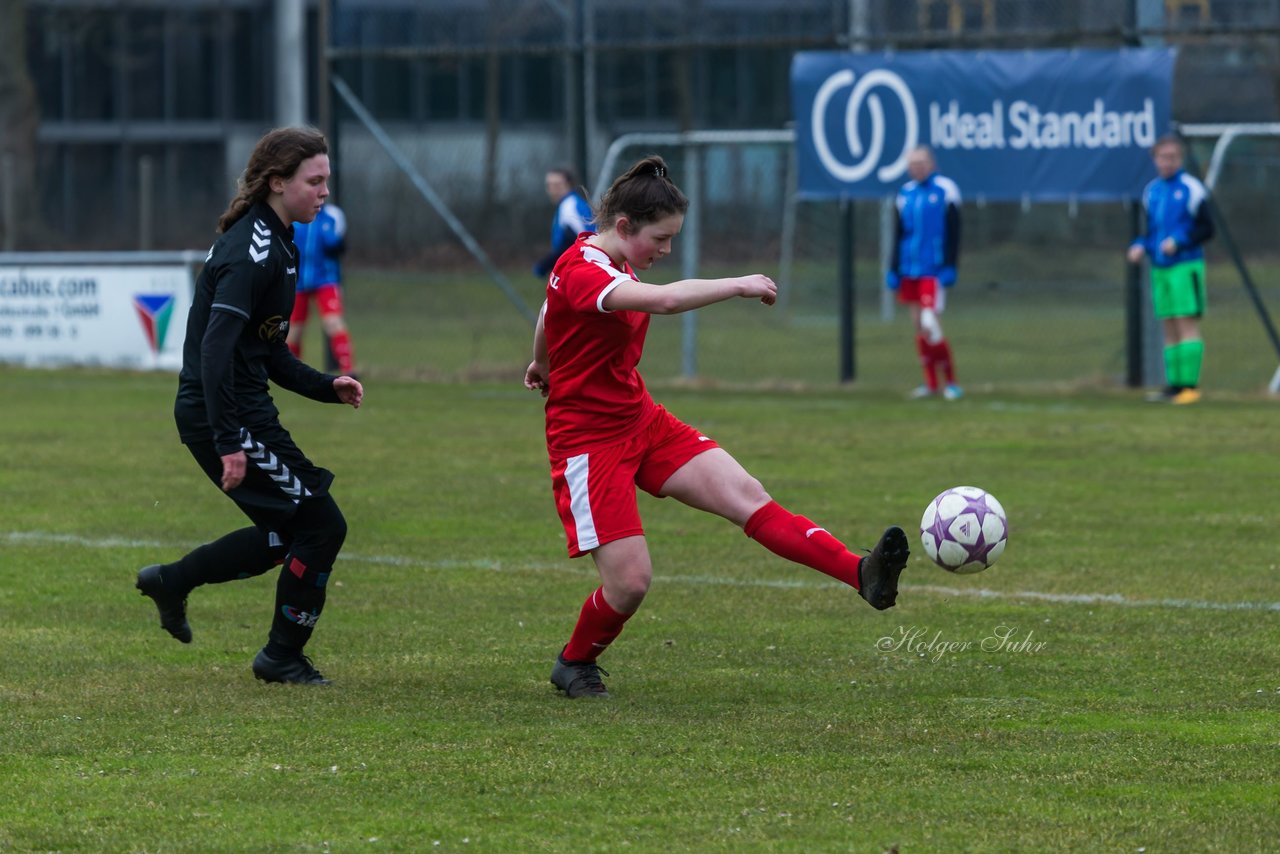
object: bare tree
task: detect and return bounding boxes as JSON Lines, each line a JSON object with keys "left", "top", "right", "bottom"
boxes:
{"left": 0, "top": 0, "right": 41, "bottom": 249}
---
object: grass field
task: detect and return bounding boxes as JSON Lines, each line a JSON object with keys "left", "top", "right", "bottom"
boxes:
{"left": 1, "top": 364, "right": 1277, "bottom": 852}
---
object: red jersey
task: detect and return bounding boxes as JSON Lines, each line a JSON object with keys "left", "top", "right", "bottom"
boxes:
{"left": 543, "top": 234, "right": 656, "bottom": 454}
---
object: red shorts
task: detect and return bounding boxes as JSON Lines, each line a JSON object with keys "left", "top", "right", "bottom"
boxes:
{"left": 896, "top": 276, "right": 942, "bottom": 310}
{"left": 548, "top": 405, "right": 719, "bottom": 558}
{"left": 290, "top": 283, "right": 345, "bottom": 325}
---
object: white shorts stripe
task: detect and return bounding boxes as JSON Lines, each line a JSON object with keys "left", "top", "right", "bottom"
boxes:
{"left": 564, "top": 453, "right": 599, "bottom": 552}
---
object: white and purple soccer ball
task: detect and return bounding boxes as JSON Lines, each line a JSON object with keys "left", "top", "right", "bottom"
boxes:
{"left": 920, "top": 486, "right": 1008, "bottom": 574}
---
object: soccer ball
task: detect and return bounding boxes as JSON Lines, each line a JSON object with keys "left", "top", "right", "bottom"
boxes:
{"left": 920, "top": 486, "right": 1008, "bottom": 574}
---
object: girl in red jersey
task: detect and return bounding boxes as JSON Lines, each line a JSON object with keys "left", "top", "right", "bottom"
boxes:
{"left": 524, "top": 155, "right": 909, "bottom": 699}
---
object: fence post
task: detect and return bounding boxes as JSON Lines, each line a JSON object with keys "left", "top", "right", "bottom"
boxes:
{"left": 138, "top": 155, "right": 155, "bottom": 251}
{"left": 1, "top": 153, "right": 15, "bottom": 251}
{"left": 839, "top": 198, "right": 856, "bottom": 383}
{"left": 1125, "top": 202, "right": 1143, "bottom": 387}
{"left": 681, "top": 143, "right": 701, "bottom": 380}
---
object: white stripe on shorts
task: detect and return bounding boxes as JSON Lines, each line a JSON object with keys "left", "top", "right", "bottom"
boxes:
{"left": 564, "top": 453, "right": 599, "bottom": 552}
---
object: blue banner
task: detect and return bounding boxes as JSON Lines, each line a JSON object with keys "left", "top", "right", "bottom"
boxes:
{"left": 792, "top": 49, "right": 1175, "bottom": 201}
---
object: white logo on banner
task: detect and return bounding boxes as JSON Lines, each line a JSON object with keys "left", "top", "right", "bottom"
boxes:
{"left": 811, "top": 68, "right": 917, "bottom": 184}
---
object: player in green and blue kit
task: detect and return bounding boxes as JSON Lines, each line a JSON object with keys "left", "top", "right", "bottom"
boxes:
{"left": 1127, "top": 135, "right": 1214, "bottom": 404}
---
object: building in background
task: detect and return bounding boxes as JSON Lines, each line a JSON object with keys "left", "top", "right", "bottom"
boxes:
{"left": 14, "top": 0, "right": 1280, "bottom": 258}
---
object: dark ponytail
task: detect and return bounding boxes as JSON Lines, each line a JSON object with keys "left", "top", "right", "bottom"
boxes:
{"left": 217, "top": 126, "right": 328, "bottom": 233}
{"left": 594, "top": 155, "right": 689, "bottom": 233}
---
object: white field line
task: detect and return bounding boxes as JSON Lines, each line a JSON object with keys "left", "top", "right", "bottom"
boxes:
{"left": 7, "top": 530, "right": 1280, "bottom": 613}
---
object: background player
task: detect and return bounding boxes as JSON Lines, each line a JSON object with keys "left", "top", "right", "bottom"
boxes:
{"left": 136, "top": 126, "right": 363, "bottom": 685}
{"left": 1127, "top": 135, "right": 1214, "bottom": 404}
{"left": 533, "top": 167, "right": 595, "bottom": 278}
{"left": 287, "top": 199, "right": 356, "bottom": 377}
{"left": 524, "top": 154, "right": 910, "bottom": 700}
{"left": 887, "top": 145, "right": 963, "bottom": 400}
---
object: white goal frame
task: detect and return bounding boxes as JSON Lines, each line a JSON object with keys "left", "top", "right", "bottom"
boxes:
{"left": 1180, "top": 122, "right": 1280, "bottom": 394}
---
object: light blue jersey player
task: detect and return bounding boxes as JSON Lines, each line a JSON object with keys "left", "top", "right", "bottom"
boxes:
{"left": 288, "top": 201, "right": 356, "bottom": 375}
{"left": 534, "top": 168, "right": 595, "bottom": 278}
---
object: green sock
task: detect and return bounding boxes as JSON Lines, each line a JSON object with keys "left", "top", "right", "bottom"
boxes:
{"left": 1179, "top": 339, "right": 1204, "bottom": 388}
{"left": 1163, "top": 344, "right": 1181, "bottom": 389}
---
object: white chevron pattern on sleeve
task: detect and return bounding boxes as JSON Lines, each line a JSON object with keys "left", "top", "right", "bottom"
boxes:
{"left": 250, "top": 219, "right": 271, "bottom": 263}
{"left": 239, "top": 429, "right": 312, "bottom": 503}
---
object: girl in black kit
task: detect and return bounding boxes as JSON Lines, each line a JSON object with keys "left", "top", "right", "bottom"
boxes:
{"left": 136, "top": 127, "right": 363, "bottom": 685}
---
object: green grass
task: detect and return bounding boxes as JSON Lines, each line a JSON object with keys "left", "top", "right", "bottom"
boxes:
{"left": 1, "top": 365, "right": 1277, "bottom": 851}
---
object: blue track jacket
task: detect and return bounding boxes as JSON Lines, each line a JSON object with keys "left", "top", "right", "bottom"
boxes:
{"left": 534, "top": 190, "right": 595, "bottom": 277}
{"left": 1132, "top": 170, "right": 1214, "bottom": 268}
{"left": 888, "top": 172, "right": 962, "bottom": 288}
{"left": 293, "top": 203, "right": 347, "bottom": 291}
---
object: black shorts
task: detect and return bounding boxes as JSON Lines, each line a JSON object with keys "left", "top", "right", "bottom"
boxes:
{"left": 185, "top": 423, "right": 335, "bottom": 531}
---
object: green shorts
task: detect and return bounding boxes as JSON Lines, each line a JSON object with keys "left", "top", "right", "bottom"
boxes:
{"left": 1150, "top": 260, "right": 1206, "bottom": 319}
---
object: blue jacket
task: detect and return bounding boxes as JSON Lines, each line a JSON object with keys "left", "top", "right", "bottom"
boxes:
{"left": 1132, "top": 170, "right": 1213, "bottom": 268}
{"left": 887, "top": 172, "right": 961, "bottom": 288}
{"left": 534, "top": 190, "right": 595, "bottom": 277}
{"left": 293, "top": 203, "right": 347, "bottom": 291}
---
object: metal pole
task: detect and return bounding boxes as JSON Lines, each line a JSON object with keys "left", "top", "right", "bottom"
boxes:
{"left": 1, "top": 154, "right": 15, "bottom": 252}
{"left": 582, "top": 0, "right": 598, "bottom": 189}
{"left": 138, "top": 155, "right": 154, "bottom": 251}
{"left": 849, "top": 0, "right": 870, "bottom": 50}
{"left": 681, "top": 144, "right": 701, "bottom": 379}
{"left": 570, "top": 0, "right": 589, "bottom": 189}
{"left": 777, "top": 140, "right": 797, "bottom": 315}
{"left": 1126, "top": 202, "right": 1143, "bottom": 387}
{"left": 275, "top": 0, "right": 306, "bottom": 126}
{"left": 317, "top": 0, "right": 331, "bottom": 136}
{"left": 879, "top": 195, "right": 895, "bottom": 322}
{"left": 318, "top": 0, "right": 337, "bottom": 199}
{"left": 839, "top": 198, "right": 856, "bottom": 382}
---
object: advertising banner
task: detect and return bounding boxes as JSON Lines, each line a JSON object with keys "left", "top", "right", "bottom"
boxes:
{"left": 792, "top": 48, "right": 1176, "bottom": 200}
{"left": 0, "top": 261, "right": 196, "bottom": 371}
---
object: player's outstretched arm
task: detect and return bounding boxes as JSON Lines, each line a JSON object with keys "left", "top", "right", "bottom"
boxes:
{"left": 603, "top": 275, "right": 776, "bottom": 315}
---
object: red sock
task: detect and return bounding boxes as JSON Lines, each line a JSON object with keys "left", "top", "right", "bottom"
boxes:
{"left": 932, "top": 338, "right": 955, "bottom": 384}
{"left": 562, "top": 586, "right": 631, "bottom": 662}
{"left": 916, "top": 334, "right": 938, "bottom": 391}
{"left": 744, "top": 501, "right": 862, "bottom": 589}
{"left": 287, "top": 339, "right": 302, "bottom": 358}
{"left": 328, "top": 330, "right": 355, "bottom": 375}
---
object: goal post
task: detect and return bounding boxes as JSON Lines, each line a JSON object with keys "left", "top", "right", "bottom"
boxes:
{"left": 593, "top": 129, "right": 800, "bottom": 380}
{"left": 1179, "top": 122, "right": 1280, "bottom": 394}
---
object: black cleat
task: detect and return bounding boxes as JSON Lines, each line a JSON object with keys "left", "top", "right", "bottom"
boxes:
{"left": 252, "top": 648, "right": 332, "bottom": 685}
{"left": 858, "top": 526, "right": 910, "bottom": 611}
{"left": 136, "top": 564, "right": 192, "bottom": 643}
{"left": 550, "top": 653, "right": 610, "bottom": 699}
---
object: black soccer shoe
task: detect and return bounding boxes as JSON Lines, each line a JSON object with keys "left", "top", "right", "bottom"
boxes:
{"left": 858, "top": 526, "right": 910, "bottom": 611}
{"left": 252, "top": 648, "right": 332, "bottom": 685}
{"left": 550, "top": 653, "right": 610, "bottom": 699}
{"left": 135, "top": 564, "right": 192, "bottom": 644}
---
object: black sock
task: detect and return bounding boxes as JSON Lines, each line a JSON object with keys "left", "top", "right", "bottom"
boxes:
{"left": 266, "top": 558, "right": 329, "bottom": 655}
{"left": 161, "top": 527, "right": 287, "bottom": 592}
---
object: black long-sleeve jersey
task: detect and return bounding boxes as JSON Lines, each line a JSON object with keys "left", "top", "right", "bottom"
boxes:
{"left": 175, "top": 201, "right": 339, "bottom": 455}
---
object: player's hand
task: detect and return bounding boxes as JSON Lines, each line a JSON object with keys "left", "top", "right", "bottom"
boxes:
{"left": 220, "top": 450, "right": 247, "bottom": 492}
{"left": 1159, "top": 237, "right": 1178, "bottom": 256}
{"left": 524, "top": 361, "right": 550, "bottom": 397}
{"left": 1126, "top": 244, "right": 1146, "bottom": 264}
{"left": 739, "top": 274, "right": 777, "bottom": 306}
{"left": 334, "top": 376, "right": 363, "bottom": 409}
